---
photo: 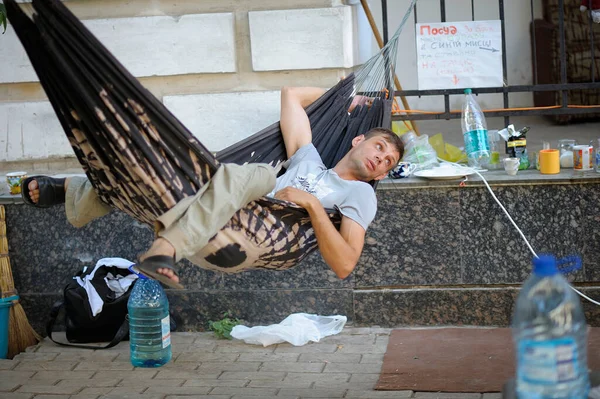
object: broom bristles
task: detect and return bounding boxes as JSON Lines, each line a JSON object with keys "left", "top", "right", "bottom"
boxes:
{"left": 0, "top": 258, "right": 16, "bottom": 298}
{"left": 0, "top": 205, "right": 42, "bottom": 358}
{"left": 8, "top": 303, "right": 42, "bottom": 358}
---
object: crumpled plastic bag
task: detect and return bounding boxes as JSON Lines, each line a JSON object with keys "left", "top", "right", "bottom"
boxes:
{"left": 230, "top": 313, "right": 347, "bottom": 347}
{"left": 429, "top": 133, "right": 467, "bottom": 163}
{"left": 402, "top": 134, "right": 439, "bottom": 171}
{"left": 392, "top": 121, "right": 413, "bottom": 136}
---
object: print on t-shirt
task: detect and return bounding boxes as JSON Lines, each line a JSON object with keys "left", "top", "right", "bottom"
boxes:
{"left": 293, "top": 173, "right": 334, "bottom": 200}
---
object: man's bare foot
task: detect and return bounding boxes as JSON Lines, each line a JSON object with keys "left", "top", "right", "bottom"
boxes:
{"left": 139, "top": 238, "right": 179, "bottom": 284}
{"left": 27, "top": 177, "right": 69, "bottom": 204}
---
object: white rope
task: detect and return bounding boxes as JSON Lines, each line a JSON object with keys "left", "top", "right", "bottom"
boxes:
{"left": 440, "top": 159, "right": 600, "bottom": 306}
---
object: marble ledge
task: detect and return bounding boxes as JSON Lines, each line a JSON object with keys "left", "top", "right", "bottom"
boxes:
{"left": 378, "top": 168, "right": 600, "bottom": 190}
{"left": 2, "top": 169, "right": 600, "bottom": 204}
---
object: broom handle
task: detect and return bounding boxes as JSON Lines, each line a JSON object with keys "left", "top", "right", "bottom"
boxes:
{"left": 0, "top": 205, "right": 16, "bottom": 298}
{"left": 359, "top": 0, "right": 420, "bottom": 136}
{"left": 0, "top": 205, "right": 8, "bottom": 255}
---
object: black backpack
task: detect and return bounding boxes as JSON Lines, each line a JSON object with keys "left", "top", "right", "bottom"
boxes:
{"left": 46, "top": 264, "right": 134, "bottom": 349}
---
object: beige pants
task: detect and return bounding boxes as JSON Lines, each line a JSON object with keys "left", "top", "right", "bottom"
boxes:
{"left": 65, "top": 164, "right": 277, "bottom": 263}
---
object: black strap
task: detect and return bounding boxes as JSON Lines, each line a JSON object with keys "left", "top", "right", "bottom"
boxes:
{"left": 46, "top": 300, "right": 129, "bottom": 350}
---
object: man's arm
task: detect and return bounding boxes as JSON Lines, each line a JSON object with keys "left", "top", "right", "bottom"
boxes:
{"left": 280, "top": 87, "right": 326, "bottom": 159}
{"left": 274, "top": 187, "right": 364, "bottom": 279}
{"left": 307, "top": 207, "right": 364, "bottom": 279}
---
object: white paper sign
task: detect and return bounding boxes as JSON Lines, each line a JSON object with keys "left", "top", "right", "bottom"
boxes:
{"left": 416, "top": 20, "right": 503, "bottom": 90}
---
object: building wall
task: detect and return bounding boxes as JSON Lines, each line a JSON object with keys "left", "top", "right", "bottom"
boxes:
{"left": 0, "top": 0, "right": 546, "bottom": 166}
{"left": 0, "top": 0, "right": 357, "bottom": 165}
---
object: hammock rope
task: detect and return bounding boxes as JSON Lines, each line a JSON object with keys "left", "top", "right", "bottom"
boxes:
{"left": 353, "top": 0, "right": 417, "bottom": 98}
{"left": 5, "top": 0, "right": 417, "bottom": 272}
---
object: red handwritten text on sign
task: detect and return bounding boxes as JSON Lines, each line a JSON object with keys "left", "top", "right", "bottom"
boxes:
{"left": 420, "top": 25, "right": 458, "bottom": 36}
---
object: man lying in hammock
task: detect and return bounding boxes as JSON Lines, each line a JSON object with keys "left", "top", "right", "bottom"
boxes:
{"left": 23, "top": 87, "right": 403, "bottom": 288}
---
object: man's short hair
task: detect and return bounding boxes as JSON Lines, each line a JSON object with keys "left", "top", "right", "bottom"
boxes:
{"left": 364, "top": 127, "right": 404, "bottom": 163}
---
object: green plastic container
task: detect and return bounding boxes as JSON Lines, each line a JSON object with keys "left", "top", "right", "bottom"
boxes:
{"left": 0, "top": 296, "right": 16, "bottom": 359}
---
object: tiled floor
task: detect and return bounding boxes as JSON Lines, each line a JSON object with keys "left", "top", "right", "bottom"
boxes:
{"left": 0, "top": 328, "right": 505, "bottom": 399}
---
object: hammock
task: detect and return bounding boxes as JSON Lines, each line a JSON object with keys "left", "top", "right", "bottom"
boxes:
{"left": 5, "top": 0, "right": 416, "bottom": 273}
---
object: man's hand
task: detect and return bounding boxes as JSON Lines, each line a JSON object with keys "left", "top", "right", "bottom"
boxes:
{"left": 348, "top": 95, "right": 373, "bottom": 113}
{"left": 274, "top": 187, "right": 319, "bottom": 210}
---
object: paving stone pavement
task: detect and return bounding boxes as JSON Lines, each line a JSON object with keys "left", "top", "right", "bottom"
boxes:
{"left": 0, "top": 328, "right": 504, "bottom": 399}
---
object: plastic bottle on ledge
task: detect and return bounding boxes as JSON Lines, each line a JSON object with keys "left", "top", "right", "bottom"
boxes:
{"left": 512, "top": 254, "right": 589, "bottom": 399}
{"left": 128, "top": 272, "right": 172, "bottom": 368}
{"left": 487, "top": 130, "right": 500, "bottom": 170}
{"left": 461, "top": 89, "right": 490, "bottom": 168}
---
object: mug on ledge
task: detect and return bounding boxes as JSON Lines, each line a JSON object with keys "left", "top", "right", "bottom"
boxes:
{"left": 573, "top": 145, "right": 593, "bottom": 171}
{"left": 389, "top": 162, "right": 417, "bottom": 179}
{"left": 503, "top": 158, "right": 520, "bottom": 176}
{"left": 6, "top": 171, "right": 28, "bottom": 195}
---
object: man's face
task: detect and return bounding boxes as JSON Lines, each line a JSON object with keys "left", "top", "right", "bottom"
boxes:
{"left": 348, "top": 134, "right": 400, "bottom": 181}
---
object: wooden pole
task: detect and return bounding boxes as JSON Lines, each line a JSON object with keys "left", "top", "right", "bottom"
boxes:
{"left": 359, "top": 0, "right": 420, "bottom": 136}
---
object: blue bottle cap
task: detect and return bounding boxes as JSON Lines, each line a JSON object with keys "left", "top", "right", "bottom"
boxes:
{"left": 533, "top": 255, "right": 559, "bottom": 277}
{"left": 128, "top": 265, "right": 149, "bottom": 279}
{"left": 464, "top": 88, "right": 472, "bottom": 94}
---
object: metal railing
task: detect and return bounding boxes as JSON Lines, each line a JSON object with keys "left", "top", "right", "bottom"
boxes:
{"left": 380, "top": 0, "right": 600, "bottom": 126}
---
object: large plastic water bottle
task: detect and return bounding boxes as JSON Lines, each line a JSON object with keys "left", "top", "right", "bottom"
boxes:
{"left": 127, "top": 274, "right": 172, "bottom": 368}
{"left": 512, "top": 255, "right": 589, "bottom": 399}
{"left": 461, "top": 88, "right": 490, "bottom": 168}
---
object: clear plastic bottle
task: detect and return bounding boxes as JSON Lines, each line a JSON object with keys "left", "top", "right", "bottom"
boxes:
{"left": 487, "top": 130, "right": 500, "bottom": 170}
{"left": 512, "top": 255, "right": 589, "bottom": 399}
{"left": 128, "top": 274, "right": 172, "bottom": 368}
{"left": 461, "top": 89, "right": 490, "bottom": 168}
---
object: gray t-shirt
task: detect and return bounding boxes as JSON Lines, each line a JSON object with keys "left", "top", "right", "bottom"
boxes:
{"left": 267, "top": 144, "right": 377, "bottom": 231}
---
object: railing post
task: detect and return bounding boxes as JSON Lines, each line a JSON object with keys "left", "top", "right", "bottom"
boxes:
{"left": 440, "top": 0, "right": 451, "bottom": 120}
{"left": 381, "top": 0, "right": 388, "bottom": 45}
{"left": 530, "top": 0, "right": 538, "bottom": 85}
{"left": 558, "top": 0, "right": 568, "bottom": 109}
{"left": 499, "top": 0, "right": 510, "bottom": 128}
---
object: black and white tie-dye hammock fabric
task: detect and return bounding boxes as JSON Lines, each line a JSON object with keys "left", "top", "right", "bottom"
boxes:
{"left": 6, "top": 0, "right": 392, "bottom": 272}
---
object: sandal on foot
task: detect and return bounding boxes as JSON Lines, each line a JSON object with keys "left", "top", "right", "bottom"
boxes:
{"left": 133, "top": 255, "right": 185, "bottom": 290}
{"left": 21, "top": 176, "right": 66, "bottom": 208}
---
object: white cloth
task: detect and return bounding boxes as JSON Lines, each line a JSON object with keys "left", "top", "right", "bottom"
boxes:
{"left": 74, "top": 257, "right": 137, "bottom": 317}
{"left": 231, "top": 313, "right": 347, "bottom": 347}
